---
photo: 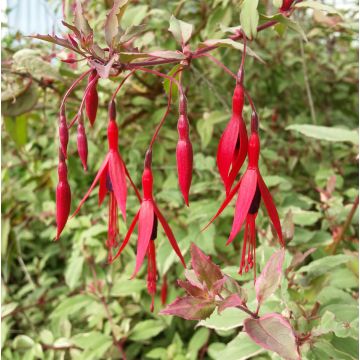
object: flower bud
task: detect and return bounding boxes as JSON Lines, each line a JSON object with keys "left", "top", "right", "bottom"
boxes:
{"left": 85, "top": 70, "right": 99, "bottom": 126}
{"left": 56, "top": 158, "right": 71, "bottom": 240}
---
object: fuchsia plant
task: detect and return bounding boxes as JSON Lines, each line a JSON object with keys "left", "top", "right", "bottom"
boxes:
{"left": 42, "top": 0, "right": 309, "bottom": 357}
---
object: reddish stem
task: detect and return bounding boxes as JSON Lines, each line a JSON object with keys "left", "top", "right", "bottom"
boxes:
{"left": 111, "top": 70, "right": 135, "bottom": 103}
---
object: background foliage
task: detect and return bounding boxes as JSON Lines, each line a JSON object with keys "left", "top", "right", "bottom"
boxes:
{"left": 1, "top": 0, "right": 359, "bottom": 359}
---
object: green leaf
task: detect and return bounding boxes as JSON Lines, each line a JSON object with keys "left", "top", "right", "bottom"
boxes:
{"left": 244, "top": 314, "right": 300, "bottom": 360}
{"left": 163, "top": 65, "right": 181, "bottom": 100}
{"left": 199, "top": 39, "right": 264, "bottom": 63}
{"left": 198, "top": 308, "right": 248, "bottom": 331}
{"left": 168, "top": 15, "right": 193, "bottom": 46}
{"left": 110, "top": 278, "right": 146, "bottom": 297}
{"left": 129, "top": 320, "right": 166, "bottom": 341}
{"left": 240, "top": 0, "right": 259, "bottom": 39}
{"left": 216, "top": 332, "right": 263, "bottom": 360}
{"left": 119, "top": 24, "right": 146, "bottom": 43}
{"left": 12, "top": 49, "right": 61, "bottom": 81}
{"left": 51, "top": 295, "right": 94, "bottom": 318}
{"left": 197, "top": 111, "right": 228, "bottom": 149}
{"left": 65, "top": 251, "right": 84, "bottom": 290}
{"left": 187, "top": 328, "right": 210, "bottom": 360}
{"left": 1, "top": 302, "right": 18, "bottom": 318}
{"left": 71, "top": 332, "right": 112, "bottom": 350}
{"left": 12, "top": 335, "right": 35, "bottom": 350}
{"left": 261, "top": 14, "right": 307, "bottom": 41}
{"left": 4, "top": 115, "right": 28, "bottom": 147}
{"left": 297, "top": 254, "right": 354, "bottom": 280}
{"left": 286, "top": 124, "right": 358, "bottom": 144}
{"left": 295, "top": 1, "right": 343, "bottom": 17}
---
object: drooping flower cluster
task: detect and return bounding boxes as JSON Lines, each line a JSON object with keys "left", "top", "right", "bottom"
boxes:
{"left": 53, "top": 6, "right": 284, "bottom": 308}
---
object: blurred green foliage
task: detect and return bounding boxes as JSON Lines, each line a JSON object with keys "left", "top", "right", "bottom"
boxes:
{"left": 1, "top": 1, "right": 358, "bottom": 359}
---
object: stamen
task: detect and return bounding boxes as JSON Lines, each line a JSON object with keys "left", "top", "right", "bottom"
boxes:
{"left": 147, "top": 241, "right": 157, "bottom": 312}
{"left": 107, "top": 192, "right": 119, "bottom": 262}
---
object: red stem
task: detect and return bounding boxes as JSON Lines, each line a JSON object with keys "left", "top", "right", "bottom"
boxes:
{"left": 111, "top": 70, "right": 135, "bottom": 102}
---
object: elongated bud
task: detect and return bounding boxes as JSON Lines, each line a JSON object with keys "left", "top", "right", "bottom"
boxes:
{"left": 251, "top": 111, "right": 259, "bottom": 133}
{"left": 109, "top": 99, "right": 116, "bottom": 121}
{"left": 161, "top": 274, "right": 168, "bottom": 306}
{"left": 77, "top": 116, "right": 88, "bottom": 171}
{"left": 56, "top": 153, "right": 71, "bottom": 240}
{"left": 179, "top": 93, "right": 187, "bottom": 116}
{"left": 85, "top": 70, "right": 98, "bottom": 126}
{"left": 176, "top": 121, "right": 193, "bottom": 206}
{"left": 107, "top": 106, "right": 119, "bottom": 151}
{"left": 232, "top": 84, "right": 245, "bottom": 116}
{"left": 248, "top": 132, "right": 260, "bottom": 168}
{"left": 142, "top": 166, "right": 153, "bottom": 200}
{"left": 59, "top": 108, "right": 68, "bottom": 158}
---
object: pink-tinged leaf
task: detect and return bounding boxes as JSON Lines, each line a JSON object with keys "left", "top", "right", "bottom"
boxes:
{"left": 217, "top": 116, "right": 240, "bottom": 189}
{"left": 218, "top": 294, "right": 244, "bottom": 314}
{"left": 30, "top": 34, "right": 83, "bottom": 55}
{"left": 212, "top": 277, "right": 227, "bottom": 295}
{"left": 226, "top": 117, "right": 248, "bottom": 194}
{"left": 148, "top": 50, "right": 186, "bottom": 60}
{"left": 104, "top": 0, "right": 129, "bottom": 47}
{"left": 228, "top": 169, "right": 257, "bottom": 244}
{"left": 257, "top": 172, "right": 284, "bottom": 246}
{"left": 244, "top": 314, "right": 300, "bottom": 360}
{"left": 202, "top": 179, "right": 241, "bottom": 231}
{"left": 88, "top": 54, "right": 119, "bottom": 79}
{"left": 153, "top": 203, "right": 186, "bottom": 267}
{"left": 74, "top": 0, "right": 93, "bottom": 36}
{"left": 255, "top": 249, "right": 285, "bottom": 306}
{"left": 177, "top": 280, "right": 206, "bottom": 298}
{"left": 112, "top": 211, "right": 140, "bottom": 262}
{"left": 132, "top": 201, "right": 154, "bottom": 277}
{"left": 71, "top": 154, "right": 109, "bottom": 218}
{"left": 184, "top": 269, "right": 204, "bottom": 289}
{"left": 160, "top": 296, "right": 216, "bottom": 320}
{"left": 190, "top": 243, "right": 223, "bottom": 290}
{"left": 222, "top": 276, "right": 248, "bottom": 303}
{"left": 109, "top": 151, "right": 127, "bottom": 221}
{"left": 98, "top": 170, "right": 107, "bottom": 206}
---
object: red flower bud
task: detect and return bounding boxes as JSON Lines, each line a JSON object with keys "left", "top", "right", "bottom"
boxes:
{"left": 77, "top": 120, "right": 88, "bottom": 171}
{"left": 59, "top": 109, "right": 68, "bottom": 158}
{"left": 176, "top": 151, "right": 193, "bottom": 209}
{"left": 85, "top": 70, "right": 99, "bottom": 126}
{"left": 56, "top": 156, "right": 71, "bottom": 240}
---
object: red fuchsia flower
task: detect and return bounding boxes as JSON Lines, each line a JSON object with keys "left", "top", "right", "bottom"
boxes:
{"left": 72, "top": 101, "right": 127, "bottom": 261}
{"left": 56, "top": 151, "right": 71, "bottom": 240}
{"left": 206, "top": 112, "right": 284, "bottom": 277}
{"left": 112, "top": 150, "right": 186, "bottom": 311}
{"left": 176, "top": 94, "right": 193, "bottom": 206}
{"left": 217, "top": 82, "right": 248, "bottom": 194}
{"left": 85, "top": 69, "right": 99, "bottom": 127}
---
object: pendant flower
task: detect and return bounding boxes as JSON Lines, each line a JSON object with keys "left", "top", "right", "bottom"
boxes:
{"left": 207, "top": 112, "right": 284, "bottom": 276}
{"left": 217, "top": 83, "right": 248, "bottom": 194}
{"left": 112, "top": 150, "right": 186, "bottom": 310}
{"left": 71, "top": 101, "right": 127, "bottom": 261}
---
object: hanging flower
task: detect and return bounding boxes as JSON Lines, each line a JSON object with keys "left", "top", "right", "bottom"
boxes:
{"left": 206, "top": 112, "right": 284, "bottom": 276}
{"left": 216, "top": 83, "right": 248, "bottom": 194}
{"left": 72, "top": 100, "right": 128, "bottom": 261}
{"left": 112, "top": 150, "right": 186, "bottom": 310}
